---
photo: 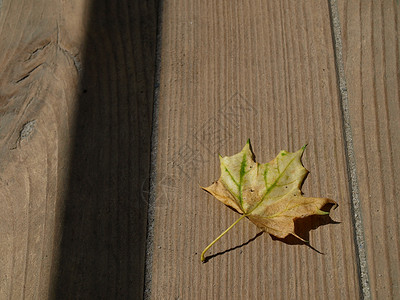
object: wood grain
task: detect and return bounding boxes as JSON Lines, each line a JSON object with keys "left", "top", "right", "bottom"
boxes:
{"left": 0, "top": 1, "right": 87, "bottom": 298}
{"left": 338, "top": 1, "right": 400, "bottom": 298}
{"left": 0, "top": 0, "right": 158, "bottom": 298}
{"left": 147, "top": 1, "right": 360, "bottom": 299}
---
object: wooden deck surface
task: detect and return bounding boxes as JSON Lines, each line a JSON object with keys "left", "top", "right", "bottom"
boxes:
{"left": 0, "top": 0, "right": 399, "bottom": 299}
{"left": 338, "top": 1, "right": 400, "bottom": 298}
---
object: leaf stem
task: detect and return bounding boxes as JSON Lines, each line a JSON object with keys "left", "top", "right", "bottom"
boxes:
{"left": 201, "top": 214, "right": 247, "bottom": 262}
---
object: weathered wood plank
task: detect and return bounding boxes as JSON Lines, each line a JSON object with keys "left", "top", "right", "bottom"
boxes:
{"left": 338, "top": 1, "right": 400, "bottom": 298}
{"left": 0, "top": 1, "right": 88, "bottom": 298}
{"left": 0, "top": 0, "right": 158, "bottom": 298}
{"left": 147, "top": 1, "right": 360, "bottom": 299}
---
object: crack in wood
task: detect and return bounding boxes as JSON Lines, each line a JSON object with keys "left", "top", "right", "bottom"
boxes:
{"left": 15, "top": 63, "right": 44, "bottom": 83}
{"left": 24, "top": 41, "right": 52, "bottom": 62}
{"left": 57, "top": 45, "right": 82, "bottom": 76}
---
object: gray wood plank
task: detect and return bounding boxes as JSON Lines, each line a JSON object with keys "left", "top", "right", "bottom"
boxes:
{"left": 146, "top": 1, "right": 360, "bottom": 299}
{"left": 338, "top": 0, "right": 400, "bottom": 298}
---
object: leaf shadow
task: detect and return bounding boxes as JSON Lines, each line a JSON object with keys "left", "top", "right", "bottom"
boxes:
{"left": 202, "top": 231, "right": 265, "bottom": 263}
{"left": 203, "top": 203, "right": 339, "bottom": 261}
{"left": 271, "top": 203, "right": 340, "bottom": 254}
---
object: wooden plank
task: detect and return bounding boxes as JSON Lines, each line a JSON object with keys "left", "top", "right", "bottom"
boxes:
{"left": 0, "top": 1, "right": 88, "bottom": 298}
{"left": 147, "top": 1, "right": 360, "bottom": 299}
{"left": 0, "top": 0, "right": 158, "bottom": 298}
{"left": 338, "top": 1, "right": 400, "bottom": 298}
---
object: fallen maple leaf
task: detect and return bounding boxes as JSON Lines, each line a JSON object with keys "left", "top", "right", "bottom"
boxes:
{"left": 201, "top": 140, "right": 336, "bottom": 262}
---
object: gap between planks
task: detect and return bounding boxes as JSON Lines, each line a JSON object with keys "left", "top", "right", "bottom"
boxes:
{"left": 328, "top": 0, "right": 371, "bottom": 299}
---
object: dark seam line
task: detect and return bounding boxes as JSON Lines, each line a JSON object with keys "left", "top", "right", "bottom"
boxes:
{"left": 143, "top": 1, "right": 164, "bottom": 299}
{"left": 327, "top": 1, "right": 371, "bottom": 299}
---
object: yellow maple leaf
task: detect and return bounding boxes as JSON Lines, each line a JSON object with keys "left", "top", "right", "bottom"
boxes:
{"left": 201, "top": 140, "right": 337, "bottom": 262}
